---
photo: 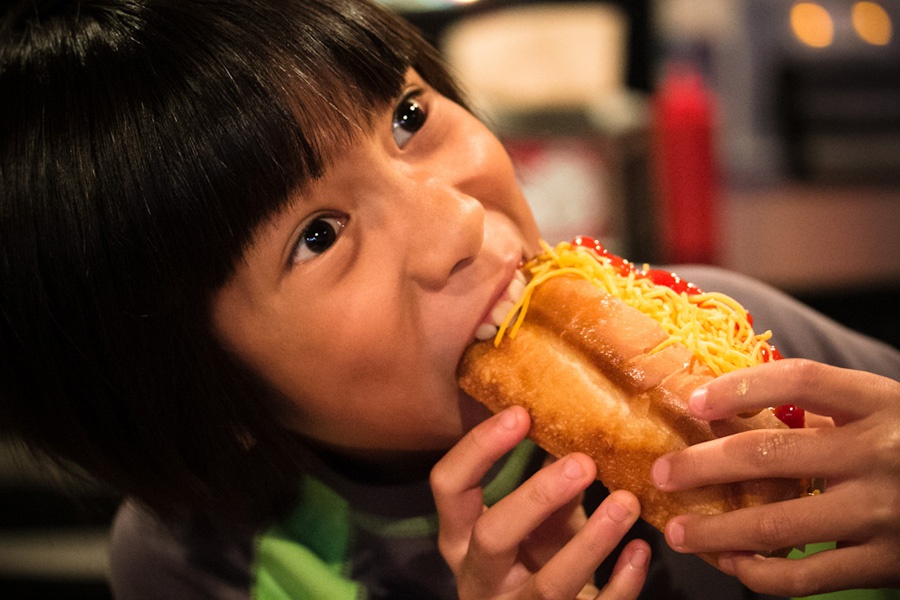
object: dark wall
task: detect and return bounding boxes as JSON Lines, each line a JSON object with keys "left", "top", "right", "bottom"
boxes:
{"left": 401, "top": 0, "right": 654, "bottom": 91}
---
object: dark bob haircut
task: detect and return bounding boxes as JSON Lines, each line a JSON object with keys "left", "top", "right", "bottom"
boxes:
{"left": 0, "top": 0, "right": 463, "bottom": 520}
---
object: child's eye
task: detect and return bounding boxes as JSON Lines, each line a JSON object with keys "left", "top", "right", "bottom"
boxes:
{"left": 290, "top": 214, "right": 347, "bottom": 265}
{"left": 392, "top": 92, "right": 426, "bottom": 148}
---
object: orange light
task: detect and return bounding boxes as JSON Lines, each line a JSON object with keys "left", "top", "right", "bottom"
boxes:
{"left": 791, "top": 2, "right": 835, "bottom": 48}
{"left": 852, "top": 2, "right": 893, "bottom": 45}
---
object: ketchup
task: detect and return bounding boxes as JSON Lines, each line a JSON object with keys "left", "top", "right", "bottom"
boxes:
{"left": 572, "top": 236, "right": 633, "bottom": 277}
{"left": 759, "top": 347, "right": 804, "bottom": 428}
{"left": 644, "top": 269, "right": 702, "bottom": 296}
{"left": 773, "top": 404, "right": 805, "bottom": 429}
{"left": 570, "top": 236, "right": 804, "bottom": 429}
{"left": 572, "top": 236, "right": 702, "bottom": 295}
{"left": 760, "top": 346, "right": 783, "bottom": 362}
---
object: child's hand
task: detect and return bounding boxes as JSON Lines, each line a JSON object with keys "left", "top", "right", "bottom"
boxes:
{"left": 431, "top": 406, "right": 649, "bottom": 599}
{"left": 650, "top": 359, "right": 900, "bottom": 596}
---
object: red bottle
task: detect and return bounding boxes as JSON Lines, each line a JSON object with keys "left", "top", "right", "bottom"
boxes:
{"left": 651, "top": 65, "right": 720, "bottom": 265}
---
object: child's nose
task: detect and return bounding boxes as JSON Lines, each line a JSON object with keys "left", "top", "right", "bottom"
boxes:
{"left": 404, "top": 184, "right": 485, "bottom": 289}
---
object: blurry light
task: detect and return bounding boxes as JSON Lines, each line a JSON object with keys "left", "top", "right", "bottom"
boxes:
{"left": 852, "top": 2, "right": 893, "bottom": 45}
{"left": 791, "top": 2, "right": 834, "bottom": 48}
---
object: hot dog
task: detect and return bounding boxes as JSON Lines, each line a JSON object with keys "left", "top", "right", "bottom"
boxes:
{"left": 458, "top": 237, "right": 808, "bottom": 559}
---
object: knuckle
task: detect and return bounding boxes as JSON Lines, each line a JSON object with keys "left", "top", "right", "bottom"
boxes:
{"left": 781, "top": 569, "right": 829, "bottom": 597}
{"left": 525, "top": 474, "right": 559, "bottom": 511}
{"left": 747, "top": 429, "right": 796, "bottom": 472}
{"left": 749, "top": 505, "right": 793, "bottom": 548}
{"left": 746, "top": 568, "right": 817, "bottom": 597}
{"left": 886, "top": 487, "right": 900, "bottom": 524}
{"left": 435, "top": 533, "right": 456, "bottom": 565}
{"left": 467, "top": 516, "right": 507, "bottom": 558}
{"left": 869, "top": 480, "right": 900, "bottom": 526}
{"left": 873, "top": 424, "right": 900, "bottom": 471}
{"left": 428, "top": 466, "right": 452, "bottom": 497}
{"left": 797, "top": 578, "right": 829, "bottom": 597}
{"left": 780, "top": 358, "right": 825, "bottom": 397}
{"left": 530, "top": 575, "right": 568, "bottom": 600}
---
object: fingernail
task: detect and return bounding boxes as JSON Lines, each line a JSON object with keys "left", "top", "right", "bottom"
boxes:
{"left": 689, "top": 387, "right": 708, "bottom": 415}
{"left": 563, "top": 456, "right": 584, "bottom": 479}
{"left": 499, "top": 408, "right": 518, "bottom": 430}
{"left": 630, "top": 547, "right": 650, "bottom": 569}
{"left": 651, "top": 457, "right": 670, "bottom": 488}
{"left": 607, "top": 501, "right": 631, "bottom": 523}
{"left": 668, "top": 522, "right": 685, "bottom": 549}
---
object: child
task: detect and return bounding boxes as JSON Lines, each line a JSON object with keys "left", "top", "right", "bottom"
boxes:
{"left": 1, "top": 1, "right": 898, "bottom": 598}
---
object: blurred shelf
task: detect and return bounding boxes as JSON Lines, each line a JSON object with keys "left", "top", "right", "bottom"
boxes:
{"left": 0, "top": 437, "right": 118, "bottom": 597}
{"left": 0, "top": 528, "right": 109, "bottom": 581}
{"left": 721, "top": 183, "right": 900, "bottom": 293}
{"left": 719, "top": 182, "right": 900, "bottom": 349}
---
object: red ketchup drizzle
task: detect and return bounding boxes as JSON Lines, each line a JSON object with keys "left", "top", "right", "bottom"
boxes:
{"left": 773, "top": 404, "right": 804, "bottom": 429}
{"left": 572, "top": 236, "right": 703, "bottom": 295}
{"left": 644, "top": 269, "right": 702, "bottom": 296}
{"left": 570, "top": 236, "right": 804, "bottom": 429}
{"left": 762, "top": 348, "right": 804, "bottom": 429}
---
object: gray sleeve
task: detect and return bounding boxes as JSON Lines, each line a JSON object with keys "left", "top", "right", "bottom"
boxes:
{"left": 673, "top": 265, "right": 900, "bottom": 380}
{"left": 108, "top": 500, "right": 253, "bottom": 600}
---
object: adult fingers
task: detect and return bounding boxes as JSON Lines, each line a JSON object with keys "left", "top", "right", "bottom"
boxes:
{"left": 431, "top": 406, "right": 531, "bottom": 570}
{"left": 689, "top": 360, "right": 899, "bottom": 425}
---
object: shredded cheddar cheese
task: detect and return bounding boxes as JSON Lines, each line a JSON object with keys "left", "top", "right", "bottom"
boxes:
{"left": 495, "top": 240, "right": 777, "bottom": 376}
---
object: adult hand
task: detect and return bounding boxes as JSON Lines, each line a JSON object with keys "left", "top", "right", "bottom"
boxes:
{"left": 432, "top": 405, "right": 650, "bottom": 599}
{"left": 651, "top": 359, "right": 900, "bottom": 596}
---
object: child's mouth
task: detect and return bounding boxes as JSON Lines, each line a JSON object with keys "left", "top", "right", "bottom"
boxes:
{"left": 474, "top": 270, "right": 527, "bottom": 341}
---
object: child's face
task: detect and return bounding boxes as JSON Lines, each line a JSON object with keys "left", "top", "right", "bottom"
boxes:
{"left": 211, "top": 70, "right": 540, "bottom": 460}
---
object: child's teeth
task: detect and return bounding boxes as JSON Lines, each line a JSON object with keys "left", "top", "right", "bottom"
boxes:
{"left": 475, "top": 323, "right": 499, "bottom": 341}
{"left": 475, "top": 272, "right": 528, "bottom": 342}
{"left": 508, "top": 276, "right": 525, "bottom": 301}
{"left": 490, "top": 299, "right": 515, "bottom": 325}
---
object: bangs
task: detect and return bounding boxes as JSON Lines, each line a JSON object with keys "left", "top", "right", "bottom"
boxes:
{"left": 136, "top": 0, "right": 425, "bottom": 291}
{"left": 4, "top": 0, "right": 461, "bottom": 307}
{"left": 1, "top": 0, "right": 461, "bottom": 517}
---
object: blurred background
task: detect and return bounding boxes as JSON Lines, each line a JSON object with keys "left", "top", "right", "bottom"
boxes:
{"left": 406, "top": 0, "right": 900, "bottom": 349}
{"left": 2, "top": 0, "right": 898, "bottom": 597}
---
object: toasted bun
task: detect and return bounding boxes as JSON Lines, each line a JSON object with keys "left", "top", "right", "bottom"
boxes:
{"left": 458, "top": 241, "right": 807, "bottom": 560}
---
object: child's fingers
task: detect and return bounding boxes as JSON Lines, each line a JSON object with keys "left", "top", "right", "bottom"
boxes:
{"left": 689, "top": 360, "right": 895, "bottom": 425}
{"left": 718, "top": 544, "right": 892, "bottom": 598}
{"left": 597, "top": 539, "right": 652, "bottom": 600}
{"left": 459, "top": 452, "right": 598, "bottom": 594}
{"left": 434, "top": 411, "right": 649, "bottom": 598}
{"left": 430, "top": 407, "right": 531, "bottom": 569}
{"left": 651, "top": 426, "right": 842, "bottom": 492}
{"left": 663, "top": 489, "right": 864, "bottom": 556}
{"left": 527, "top": 490, "right": 645, "bottom": 600}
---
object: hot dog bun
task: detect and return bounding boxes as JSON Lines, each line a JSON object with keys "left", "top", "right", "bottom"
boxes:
{"left": 458, "top": 240, "right": 808, "bottom": 558}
